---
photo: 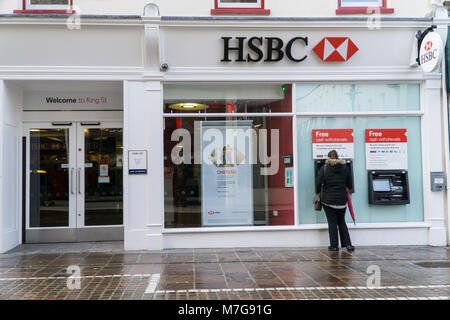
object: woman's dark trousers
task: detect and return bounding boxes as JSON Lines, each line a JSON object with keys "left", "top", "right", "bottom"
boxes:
{"left": 323, "top": 205, "right": 352, "bottom": 248}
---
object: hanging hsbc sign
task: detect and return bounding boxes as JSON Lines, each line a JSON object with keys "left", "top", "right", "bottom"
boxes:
{"left": 221, "top": 36, "right": 359, "bottom": 63}
{"left": 419, "top": 32, "right": 443, "bottom": 73}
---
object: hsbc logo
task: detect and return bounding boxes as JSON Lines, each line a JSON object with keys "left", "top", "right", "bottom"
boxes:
{"left": 313, "top": 37, "right": 359, "bottom": 62}
{"left": 221, "top": 36, "right": 358, "bottom": 63}
{"left": 418, "top": 32, "right": 443, "bottom": 73}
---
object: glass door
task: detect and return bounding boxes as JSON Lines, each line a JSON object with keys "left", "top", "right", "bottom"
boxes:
{"left": 25, "top": 120, "right": 123, "bottom": 241}
{"left": 77, "top": 122, "right": 123, "bottom": 227}
{"left": 27, "top": 123, "right": 77, "bottom": 228}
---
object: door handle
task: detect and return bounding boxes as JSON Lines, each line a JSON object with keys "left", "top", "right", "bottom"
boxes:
{"left": 78, "top": 168, "right": 82, "bottom": 194}
{"left": 70, "top": 168, "right": 75, "bottom": 195}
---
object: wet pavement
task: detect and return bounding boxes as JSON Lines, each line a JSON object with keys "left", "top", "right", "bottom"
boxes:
{"left": 0, "top": 243, "right": 449, "bottom": 300}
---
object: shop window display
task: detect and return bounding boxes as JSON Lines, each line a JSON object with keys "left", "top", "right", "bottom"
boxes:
{"left": 296, "top": 84, "right": 424, "bottom": 224}
{"left": 163, "top": 83, "right": 294, "bottom": 228}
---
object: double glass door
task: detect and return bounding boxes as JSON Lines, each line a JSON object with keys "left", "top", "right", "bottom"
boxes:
{"left": 26, "top": 121, "right": 123, "bottom": 234}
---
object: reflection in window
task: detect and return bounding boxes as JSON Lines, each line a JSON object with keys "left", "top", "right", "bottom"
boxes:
{"left": 218, "top": 0, "right": 261, "bottom": 8}
{"left": 30, "top": 0, "right": 69, "bottom": 4}
{"left": 340, "top": 0, "right": 381, "bottom": 7}
{"left": 164, "top": 83, "right": 291, "bottom": 114}
{"left": 296, "top": 84, "right": 420, "bottom": 113}
{"left": 29, "top": 129, "right": 70, "bottom": 227}
{"left": 84, "top": 128, "right": 123, "bottom": 226}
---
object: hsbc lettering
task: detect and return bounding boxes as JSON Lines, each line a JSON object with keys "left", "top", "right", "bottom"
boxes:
{"left": 420, "top": 48, "right": 439, "bottom": 65}
{"left": 221, "top": 36, "right": 308, "bottom": 63}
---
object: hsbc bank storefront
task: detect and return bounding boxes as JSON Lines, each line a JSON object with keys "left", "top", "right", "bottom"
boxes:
{"left": 0, "top": 15, "right": 449, "bottom": 252}
{"left": 155, "top": 16, "right": 449, "bottom": 250}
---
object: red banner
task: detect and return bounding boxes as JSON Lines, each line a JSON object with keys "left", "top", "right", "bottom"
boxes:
{"left": 312, "top": 129, "right": 354, "bottom": 144}
{"left": 365, "top": 129, "right": 407, "bottom": 143}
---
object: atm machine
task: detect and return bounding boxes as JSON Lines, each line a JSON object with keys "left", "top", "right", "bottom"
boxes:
{"left": 314, "top": 159, "right": 355, "bottom": 194}
{"left": 368, "top": 170, "right": 410, "bottom": 205}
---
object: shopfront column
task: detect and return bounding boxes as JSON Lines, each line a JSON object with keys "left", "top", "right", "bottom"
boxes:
{"left": 0, "top": 81, "right": 22, "bottom": 253}
{"left": 423, "top": 77, "right": 448, "bottom": 246}
{"left": 123, "top": 80, "right": 164, "bottom": 251}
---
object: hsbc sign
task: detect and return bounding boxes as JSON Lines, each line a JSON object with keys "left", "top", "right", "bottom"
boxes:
{"left": 221, "top": 36, "right": 359, "bottom": 63}
{"left": 313, "top": 37, "right": 359, "bottom": 62}
{"left": 418, "top": 32, "right": 443, "bottom": 73}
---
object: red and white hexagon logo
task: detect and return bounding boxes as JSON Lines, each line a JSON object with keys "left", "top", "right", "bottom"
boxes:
{"left": 313, "top": 37, "right": 359, "bottom": 62}
{"left": 424, "top": 41, "right": 433, "bottom": 51}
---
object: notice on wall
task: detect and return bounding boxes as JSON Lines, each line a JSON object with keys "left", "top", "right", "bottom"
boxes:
{"left": 128, "top": 150, "right": 148, "bottom": 174}
{"left": 365, "top": 129, "right": 408, "bottom": 170}
{"left": 312, "top": 129, "right": 354, "bottom": 159}
{"left": 201, "top": 121, "right": 253, "bottom": 227}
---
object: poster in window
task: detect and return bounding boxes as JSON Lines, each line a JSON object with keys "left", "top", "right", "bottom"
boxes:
{"left": 312, "top": 129, "right": 354, "bottom": 159}
{"left": 201, "top": 120, "right": 254, "bottom": 227}
{"left": 365, "top": 129, "right": 408, "bottom": 170}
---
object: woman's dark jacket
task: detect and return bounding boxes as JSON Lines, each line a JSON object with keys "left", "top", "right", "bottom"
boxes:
{"left": 316, "top": 159, "right": 353, "bottom": 206}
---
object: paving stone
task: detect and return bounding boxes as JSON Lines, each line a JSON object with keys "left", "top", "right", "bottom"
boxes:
{"left": 0, "top": 244, "right": 449, "bottom": 300}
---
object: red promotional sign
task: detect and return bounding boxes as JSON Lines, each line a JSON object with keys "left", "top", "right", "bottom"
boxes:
{"left": 313, "top": 129, "right": 354, "bottom": 143}
{"left": 312, "top": 129, "right": 354, "bottom": 159}
{"left": 365, "top": 129, "right": 408, "bottom": 170}
{"left": 365, "top": 129, "right": 407, "bottom": 143}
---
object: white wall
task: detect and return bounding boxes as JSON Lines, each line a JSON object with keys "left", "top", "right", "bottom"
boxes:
{"left": 423, "top": 78, "right": 448, "bottom": 246}
{"left": 0, "top": 81, "right": 22, "bottom": 253}
{"left": 123, "top": 80, "right": 164, "bottom": 251}
{"left": 0, "top": 0, "right": 434, "bottom": 17}
{"left": 163, "top": 225, "right": 429, "bottom": 249}
{"left": 0, "top": 25, "right": 143, "bottom": 68}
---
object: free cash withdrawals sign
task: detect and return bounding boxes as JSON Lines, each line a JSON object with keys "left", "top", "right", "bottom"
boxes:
{"left": 312, "top": 129, "right": 354, "bottom": 159}
{"left": 201, "top": 121, "right": 253, "bottom": 227}
{"left": 365, "top": 129, "right": 408, "bottom": 170}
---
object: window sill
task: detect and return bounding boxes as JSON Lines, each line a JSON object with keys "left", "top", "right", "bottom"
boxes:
{"left": 211, "top": 8, "right": 271, "bottom": 15}
{"left": 336, "top": 7, "right": 394, "bottom": 14}
{"left": 13, "top": 9, "right": 76, "bottom": 14}
{"left": 162, "top": 222, "right": 430, "bottom": 234}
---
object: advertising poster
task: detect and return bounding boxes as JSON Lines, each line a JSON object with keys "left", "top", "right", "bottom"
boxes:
{"left": 201, "top": 121, "right": 253, "bottom": 227}
{"left": 365, "top": 129, "right": 408, "bottom": 170}
{"left": 312, "top": 129, "right": 354, "bottom": 159}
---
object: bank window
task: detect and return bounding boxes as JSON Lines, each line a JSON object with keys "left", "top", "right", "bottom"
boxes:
{"left": 336, "top": 0, "right": 394, "bottom": 14}
{"left": 295, "top": 83, "right": 423, "bottom": 225}
{"left": 163, "top": 83, "right": 294, "bottom": 229}
{"left": 211, "top": 0, "right": 270, "bottom": 15}
{"left": 15, "top": 0, "right": 75, "bottom": 14}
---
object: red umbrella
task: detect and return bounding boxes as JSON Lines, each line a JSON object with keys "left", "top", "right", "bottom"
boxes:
{"left": 346, "top": 187, "right": 356, "bottom": 225}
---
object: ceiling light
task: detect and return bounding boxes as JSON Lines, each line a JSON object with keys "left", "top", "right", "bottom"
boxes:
{"left": 168, "top": 103, "right": 208, "bottom": 111}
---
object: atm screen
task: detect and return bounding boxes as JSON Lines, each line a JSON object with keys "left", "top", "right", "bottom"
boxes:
{"left": 373, "top": 179, "right": 391, "bottom": 192}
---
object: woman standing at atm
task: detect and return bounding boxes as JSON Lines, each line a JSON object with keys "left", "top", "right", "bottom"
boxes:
{"left": 316, "top": 150, "right": 355, "bottom": 252}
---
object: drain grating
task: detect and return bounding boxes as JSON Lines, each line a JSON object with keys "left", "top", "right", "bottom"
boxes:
{"left": 415, "top": 261, "right": 450, "bottom": 268}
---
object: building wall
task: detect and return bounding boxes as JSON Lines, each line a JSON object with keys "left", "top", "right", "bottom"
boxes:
{"left": 0, "top": 0, "right": 435, "bottom": 17}
{"left": 0, "top": 81, "right": 22, "bottom": 253}
{"left": 155, "top": 17, "right": 448, "bottom": 249}
{"left": 0, "top": 1, "right": 448, "bottom": 251}
{"left": 0, "top": 19, "right": 144, "bottom": 78}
